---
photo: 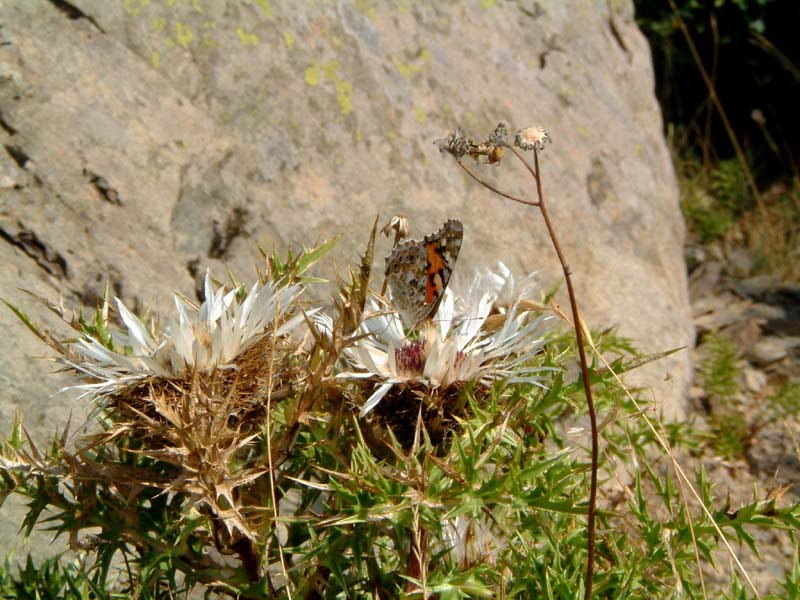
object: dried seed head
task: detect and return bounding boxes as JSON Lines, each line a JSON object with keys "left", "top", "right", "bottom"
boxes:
{"left": 434, "top": 127, "right": 470, "bottom": 159}
{"left": 515, "top": 126, "right": 551, "bottom": 152}
{"left": 486, "top": 121, "right": 509, "bottom": 145}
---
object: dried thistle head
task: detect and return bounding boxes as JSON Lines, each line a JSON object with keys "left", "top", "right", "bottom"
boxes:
{"left": 479, "top": 122, "right": 509, "bottom": 164}
{"left": 59, "top": 272, "right": 306, "bottom": 404}
{"left": 22, "top": 266, "right": 318, "bottom": 553}
{"left": 515, "top": 126, "right": 551, "bottom": 152}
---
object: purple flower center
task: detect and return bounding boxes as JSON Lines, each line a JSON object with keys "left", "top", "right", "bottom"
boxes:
{"left": 395, "top": 339, "right": 427, "bottom": 375}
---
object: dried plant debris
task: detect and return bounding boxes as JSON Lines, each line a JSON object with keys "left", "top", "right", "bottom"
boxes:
{"left": 435, "top": 122, "right": 550, "bottom": 165}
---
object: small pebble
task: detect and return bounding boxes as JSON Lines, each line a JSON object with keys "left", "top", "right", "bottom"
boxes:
{"left": 742, "top": 367, "right": 767, "bottom": 393}
{"left": 747, "top": 337, "right": 789, "bottom": 364}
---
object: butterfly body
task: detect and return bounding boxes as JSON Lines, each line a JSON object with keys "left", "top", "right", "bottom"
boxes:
{"left": 384, "top": 219, "right": 463, "bottom": 327}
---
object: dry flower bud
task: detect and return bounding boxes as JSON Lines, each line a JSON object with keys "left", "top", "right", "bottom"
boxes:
{"left": 515, "top": 126, "right": 551, "bottom": 152}
{"left": 382, "top": 214, "right": 410, "bottom": 240}
{"left": 486, "top": 121, "right": 509, "bottom": 145}
{"left": 434, "top": 127, "right": 470, "bottom": 159}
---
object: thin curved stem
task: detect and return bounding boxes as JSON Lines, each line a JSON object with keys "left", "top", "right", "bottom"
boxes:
{"left": 456, "top": 160, "right": 540, "bottom": 207}
{"left": 503, "top": 144, "right": 539, "bottom": 180}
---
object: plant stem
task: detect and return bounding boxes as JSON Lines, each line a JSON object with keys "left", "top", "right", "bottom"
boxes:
{"left": 529, "top": 147, "right": 598, "bottom": 600}
{"left": 465, "top": 143, "right": 599, "bottom": 598}
{"left": 456, "top": 160, "right": 539, "bottom": 207}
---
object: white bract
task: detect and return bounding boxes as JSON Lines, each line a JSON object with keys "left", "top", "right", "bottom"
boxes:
{"left": 462, "top": 261, "right": 539, "bottom": 314}
{"left": 66, "top": 272, "right": 304, "bottom": 399}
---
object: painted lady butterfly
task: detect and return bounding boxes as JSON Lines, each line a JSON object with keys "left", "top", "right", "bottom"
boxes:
{"left": 384, "top": 219, "right": 463, "bottom": 328}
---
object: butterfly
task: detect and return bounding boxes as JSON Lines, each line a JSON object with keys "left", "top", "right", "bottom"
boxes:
{"left": 384, "top": 219, "right": 463, "bottom": 328}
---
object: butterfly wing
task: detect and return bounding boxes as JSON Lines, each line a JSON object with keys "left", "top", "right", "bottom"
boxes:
{"left": 385, "top": 219, "right": 463, "bottom": 327}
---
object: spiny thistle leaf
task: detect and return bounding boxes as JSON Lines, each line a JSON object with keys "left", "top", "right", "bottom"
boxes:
{"left": 296, "top": 235, "right": 340, "bottom": 277}
{"left": 605, "top": 346, "right": 685, "bottom": 375}
{"left": 336, "top": 215, "right": 378, "bottom": 335}
{"left": 352, "top": 214, "right": 379, "bottom": 316}
{"left": 2, "top": 300, "right": 66, "bottom": 353}
{"left": 261, "top": 235, "right": 339, "bottom": 285}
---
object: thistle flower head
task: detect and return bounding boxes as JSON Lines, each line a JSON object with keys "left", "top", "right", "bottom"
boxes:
{"left": 66, "top": 271, "right": 305, "bottom": 399}
{"left": 338, "top": 266, "right": 552, "bottom": 416}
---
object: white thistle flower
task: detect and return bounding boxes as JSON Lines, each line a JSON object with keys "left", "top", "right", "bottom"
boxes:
{"left": 339, "top": 267, "right": 552, "bottom": 416}
{"left": 66, "top": 271, "right": 304, "bottom": 399}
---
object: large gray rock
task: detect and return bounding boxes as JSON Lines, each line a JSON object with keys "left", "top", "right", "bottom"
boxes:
{"left": 0, "top": 0, "right": 692, "bottom": 557}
